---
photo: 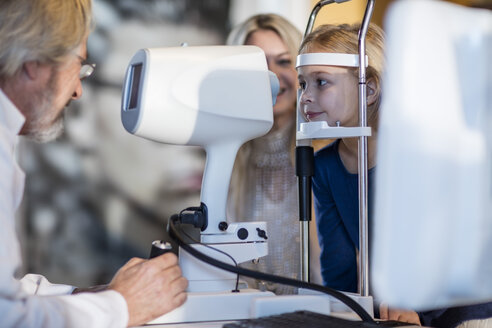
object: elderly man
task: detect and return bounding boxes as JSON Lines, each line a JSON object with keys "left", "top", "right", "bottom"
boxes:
{"left": 0, "top": 0, "right": 187, "bottom": 327}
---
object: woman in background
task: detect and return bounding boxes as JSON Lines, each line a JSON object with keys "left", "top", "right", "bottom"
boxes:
{"left": 226, "top": 13, "right": 302, "bottom": 295}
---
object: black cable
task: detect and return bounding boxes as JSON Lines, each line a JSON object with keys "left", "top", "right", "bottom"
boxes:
{"left": 168, "top": 214, "right": 375, "bottom": 323}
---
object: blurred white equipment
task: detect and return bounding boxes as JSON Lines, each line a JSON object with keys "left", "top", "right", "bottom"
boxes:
{"left": 373, "top": 0, "right": 492, "bottom": 310}
{"left": 122, "top": 46, "right": 276, "bottom": 241}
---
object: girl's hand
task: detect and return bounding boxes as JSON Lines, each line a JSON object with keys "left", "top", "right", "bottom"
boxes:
{"left": 379, "top": 302, "right": 421, "bottom": 325}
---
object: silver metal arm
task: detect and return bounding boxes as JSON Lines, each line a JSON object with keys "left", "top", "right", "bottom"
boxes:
{"left": 304, "top": 0, "right": 335, "bottom": 39}
{"left": 357, "top": 0, "right": 375, "bottom": 297}
{"left": 304, "top": 0, "right": 352, "bottom": 38}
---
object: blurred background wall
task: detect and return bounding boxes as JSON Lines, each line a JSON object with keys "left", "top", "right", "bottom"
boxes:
{"left": 15, "top": 0, "right": 488, "bottom": 287}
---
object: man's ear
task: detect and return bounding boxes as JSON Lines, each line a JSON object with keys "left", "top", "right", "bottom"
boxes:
{"left": 22, "top": 61, "right": 40, "bottom": 80}
{"left": 367, "top": 77, "right": 379, "bottom": 106}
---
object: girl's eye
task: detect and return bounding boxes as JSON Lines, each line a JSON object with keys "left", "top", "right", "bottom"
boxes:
{"left": 299, "top": 81, "right": 306, "bottom": 90}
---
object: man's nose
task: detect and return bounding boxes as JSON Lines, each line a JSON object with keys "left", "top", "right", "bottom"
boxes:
{"left": 71, "top": 80, "right": 83, "bottom": 100}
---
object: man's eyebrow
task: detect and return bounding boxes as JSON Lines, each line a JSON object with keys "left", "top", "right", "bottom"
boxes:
{"left": 75, "top": 54, "right": 88, "bottom": 62}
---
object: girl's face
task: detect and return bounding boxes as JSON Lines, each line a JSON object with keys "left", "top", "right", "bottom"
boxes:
{"left": 245, "top": 29, "right": 297, "bottom": 128}
{"left": 297, "top": 64, "right": 359, "bottom": 127}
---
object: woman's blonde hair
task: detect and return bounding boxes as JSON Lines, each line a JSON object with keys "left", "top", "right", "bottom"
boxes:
{"left": 0, "top": 0, "right": 93, "bottom": 78}
{"left": 300, "top": 23, "right": 385, "bottom": 129}
{"left": 227, "top": 13, "right": 302, "bottom": 64}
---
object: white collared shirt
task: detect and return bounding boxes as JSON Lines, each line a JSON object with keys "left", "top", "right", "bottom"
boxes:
{"left": 0, "top": 89, "right": 129, "bottom": 327}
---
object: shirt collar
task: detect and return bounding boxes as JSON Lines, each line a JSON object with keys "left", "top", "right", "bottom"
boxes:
{"left": 0, "top": 88, "right": 26, "bottom": 135}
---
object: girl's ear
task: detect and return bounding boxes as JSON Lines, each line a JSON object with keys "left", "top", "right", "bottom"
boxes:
{"left": 366, "top": 77, "right": 379, "bottom": 106}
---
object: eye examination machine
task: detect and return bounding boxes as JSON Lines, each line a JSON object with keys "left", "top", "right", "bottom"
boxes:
{"left": 120, "top": 0, "right": 492, "bottom": 326}
{"left": 119, "top": 42, "right": 367, "bottom": 324}
{"left": 119, "top": 28, "right": 373, "bottom": 328}
{"left": 120, "top": 45, "right": 281, "bottom": 320}
{"left": 120, "top": 0, "right": 379, "bottom": 323}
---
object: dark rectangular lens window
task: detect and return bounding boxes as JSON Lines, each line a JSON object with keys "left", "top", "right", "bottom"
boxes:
{"left": 128, "top": 63, "right": 143, "bottom": 110}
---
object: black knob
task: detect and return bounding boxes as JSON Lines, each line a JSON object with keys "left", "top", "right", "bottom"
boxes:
{"left": 218, "top": 221, "right": 228, "bottom": 231}
{"left": 256, "top": 228, "right": 268, "bottom": 240}
{"left": 149, "top": 240, "right": 172, "bottom": 259}
{"left": 237, "top": 228, "right": 249, "bottom": 240}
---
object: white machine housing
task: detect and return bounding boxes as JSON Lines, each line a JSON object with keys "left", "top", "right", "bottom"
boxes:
{"left": 121, "top": 45, "right": 279, "bottom": 295}
{"left": 122, "top": 46, "right": 277, "bottom": 236}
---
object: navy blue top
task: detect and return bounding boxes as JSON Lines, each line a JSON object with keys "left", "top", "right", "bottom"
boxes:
{"left": 312, "top": 139, "right": 492, "bottom": 327}
{"left": 312, "top": 139, "right": 375, "bottom": 293}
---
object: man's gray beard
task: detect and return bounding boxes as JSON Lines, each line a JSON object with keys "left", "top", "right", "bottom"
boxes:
{"left": 27, "top": 115, "right": 65, "bottom": 143}
{"left": 24, "top": 71, "right": 66, "bottom": 143}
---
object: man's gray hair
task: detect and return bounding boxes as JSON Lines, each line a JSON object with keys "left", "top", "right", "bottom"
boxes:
{"left": 0, "top": 0, "right": 93, "bottom": 78}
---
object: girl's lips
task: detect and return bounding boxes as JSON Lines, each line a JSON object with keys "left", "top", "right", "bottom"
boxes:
{"left": 305, "top": 111, "right": 323, "bottom": 120}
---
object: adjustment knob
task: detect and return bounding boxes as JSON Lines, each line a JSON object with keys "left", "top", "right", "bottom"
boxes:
{"left": 256, "top": 228, "right": 268, "bottom": 240}
{"left": 237, "top": 228, "right": 249, "bottom": 240}
{"left": 218, "top": 221, "right": 228, "bottom": 231}
{"left": 149, "top": 240, "right": 172, "bottom": 258}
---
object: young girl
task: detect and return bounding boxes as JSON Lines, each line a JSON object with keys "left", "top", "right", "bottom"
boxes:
{"left": 297, "top": 22, "right": 383, "bottom": 294}
{"left": 297, "top": 24, "right": 420, "bottom": 324}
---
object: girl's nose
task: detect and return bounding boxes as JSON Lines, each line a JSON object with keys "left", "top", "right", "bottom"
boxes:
{"left": 300, "top": 88, "right": 312, "bottom": 104}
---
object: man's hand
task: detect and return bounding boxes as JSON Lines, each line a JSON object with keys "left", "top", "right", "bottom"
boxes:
{"left": 108, "top": 253, "right": 188, "bottom": 327}
{"left": 379, "top": 303, "right": 421, "bottom": 325}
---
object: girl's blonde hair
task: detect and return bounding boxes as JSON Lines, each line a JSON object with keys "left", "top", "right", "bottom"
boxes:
{"left": 0, "top": 0, "right": 93, "bottom": 78}
{"left": 300, "top": 23, "right": 385, "bottom": 129}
